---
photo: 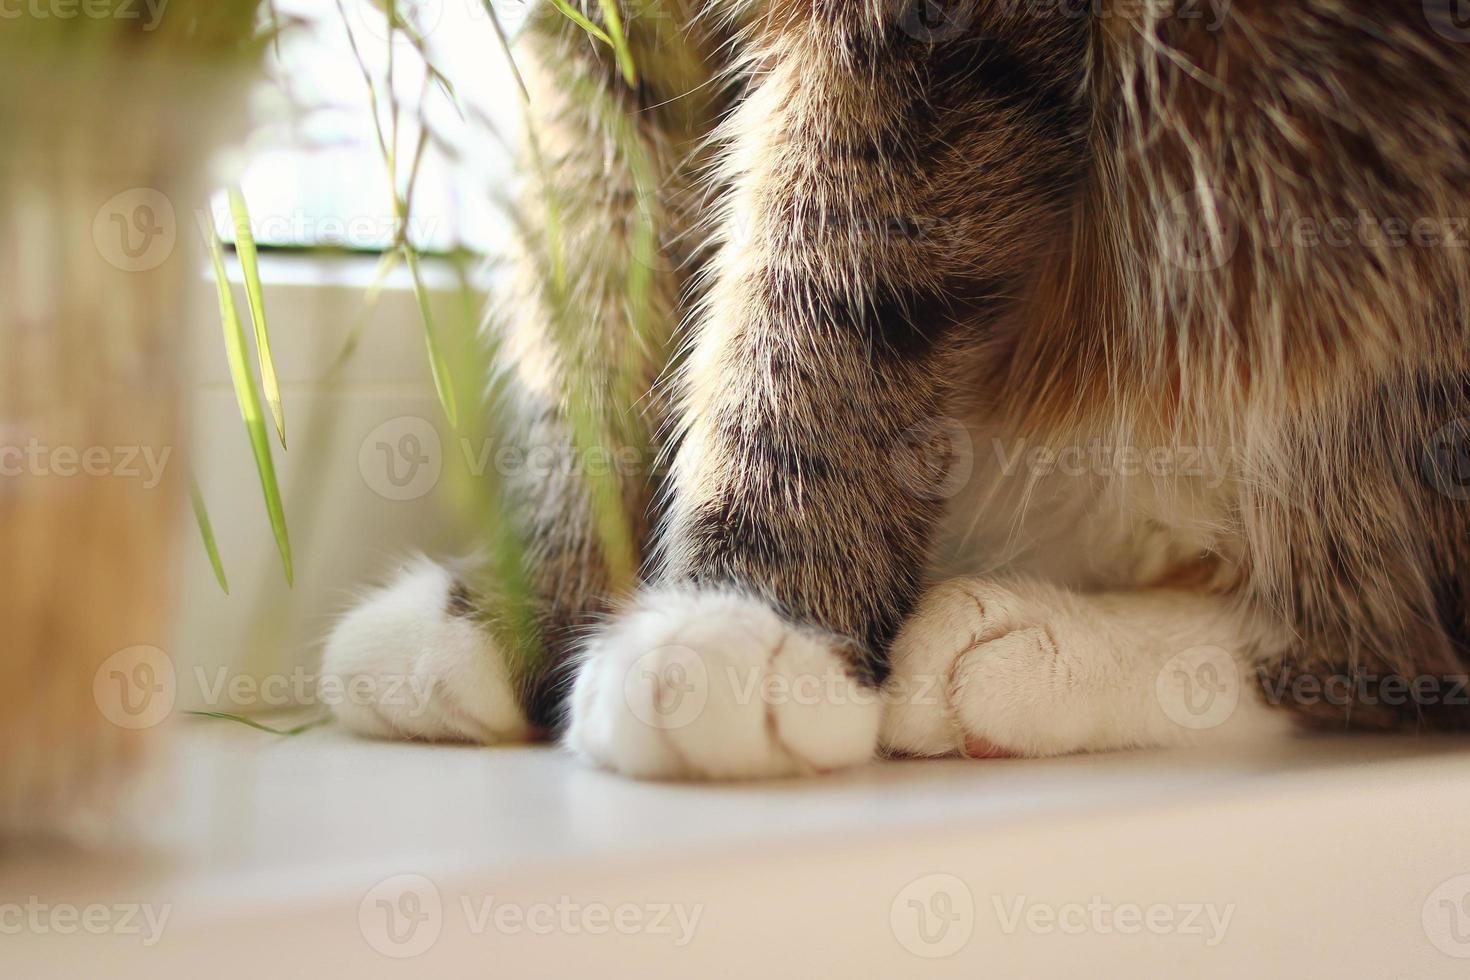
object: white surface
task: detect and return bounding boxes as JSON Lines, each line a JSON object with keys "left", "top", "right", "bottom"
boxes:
{"left": 6, "top": 723, "right": 1470, "bottom": 977}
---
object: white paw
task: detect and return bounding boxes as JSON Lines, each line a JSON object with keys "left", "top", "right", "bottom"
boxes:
{"left": 320, "top": 557, "right": 531, "bottom": 744}
{"left": 881, "top": 578, "right": 1112, "bottom": 758}
{"left": 566, "top": 589, "right": 882, "bottom": 780}
{"left": 881, "top": 578, "right": 1287, "bottom": 758}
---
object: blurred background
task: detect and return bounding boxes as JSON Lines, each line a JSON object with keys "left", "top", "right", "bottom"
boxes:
{"left": 0, "top": 0, "right": 559, "bottom": 838}
{"left": 179, "top": 0, "right": 527, "bottom": 718}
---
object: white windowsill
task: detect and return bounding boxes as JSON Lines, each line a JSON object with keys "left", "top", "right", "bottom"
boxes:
{"left": 5, "top": 724, "right": 1470, "bottom": 976}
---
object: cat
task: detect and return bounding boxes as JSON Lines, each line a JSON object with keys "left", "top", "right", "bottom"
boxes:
{"left": 323, "top": 0, "right": 1470, "bottom": 779}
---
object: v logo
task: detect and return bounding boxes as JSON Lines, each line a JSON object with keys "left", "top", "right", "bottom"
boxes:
{"left": 110, "top": 205, "right": 166, "bottom": 259}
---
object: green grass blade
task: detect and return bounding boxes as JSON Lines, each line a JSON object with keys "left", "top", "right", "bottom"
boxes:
{"left": 596, "top": 0, "right": 637, "bottom": 86}
{"left": 189, "top": 478, "right": 230, "bottom": 594}
{"left": 481, "top": 0, "right": 529, "bottom": 102}
{"left": 227, "top": 188, "right": 287, "bottom": 448}
{"left": 207, "top": 222, "right": 294, "bottom": 586}
{"left": 546, "top": 0, "right": 613, "bottom": 46}
{"left": 402, "top": 245, "right": 460, "bottom": 430}
{"left": 185, "top": 711, "right": 331, "bottom": 736}
{"left": 542, "top": 0, "right": 637, "bottom": 86}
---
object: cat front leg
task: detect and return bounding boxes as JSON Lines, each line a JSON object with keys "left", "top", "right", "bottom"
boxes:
{"left": 566, "top": 4, "right": 1091, "bottom": 779}
{"left": 881, "top": 578, "right": 1294, "bottom": 759}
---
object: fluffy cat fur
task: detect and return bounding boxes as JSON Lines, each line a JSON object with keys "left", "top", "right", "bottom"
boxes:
{"left": 322, "top": 0, "right": 1470, "bottom": 778}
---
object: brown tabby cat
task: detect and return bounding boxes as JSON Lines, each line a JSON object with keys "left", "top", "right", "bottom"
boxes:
{"left": 323, "top": 0, "right": 1470, "bottom": 778}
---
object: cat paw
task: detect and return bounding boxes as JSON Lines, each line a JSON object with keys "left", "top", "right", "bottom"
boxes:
{"left": 566, "top": 589, "right": 882, "bottom": 780}
{"left": 881, "top": 578, "right": 1104, "bottom": 758}
{"left": 320, "top": 557, "right": 532, "bottom": 744}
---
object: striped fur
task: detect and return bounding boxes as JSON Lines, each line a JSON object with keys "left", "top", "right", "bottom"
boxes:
{"left": 327, "top": 0, "right": 1470, "bottom": 770}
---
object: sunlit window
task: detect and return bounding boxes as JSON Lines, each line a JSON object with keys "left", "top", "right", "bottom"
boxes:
{"left": 215, "top": 0, "right": 529, "bottom": 255}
